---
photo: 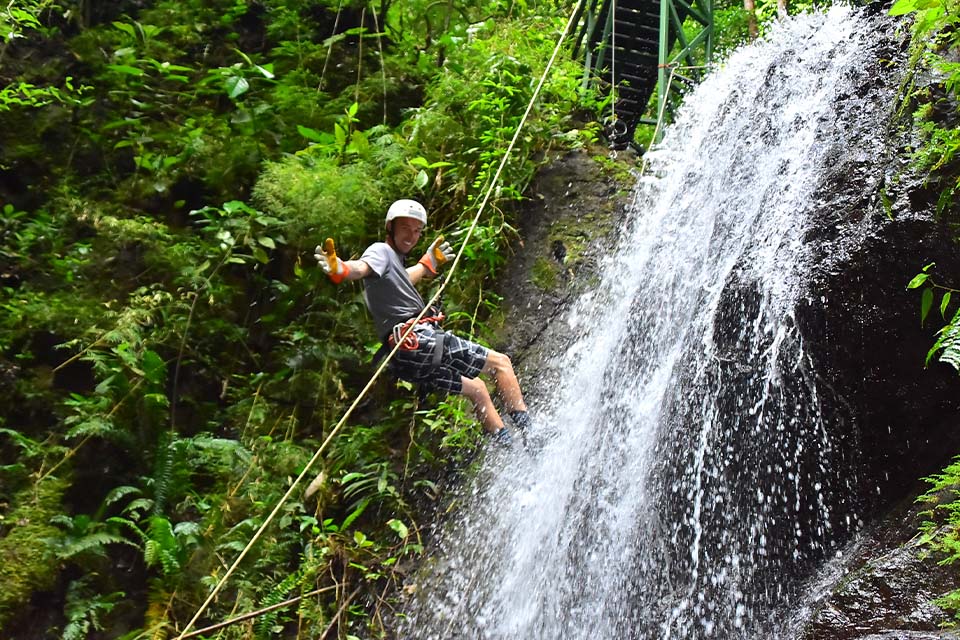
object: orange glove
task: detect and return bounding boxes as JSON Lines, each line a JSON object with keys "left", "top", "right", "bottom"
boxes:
{"left": 315, "top": 238, "right": 351, "bottom": 284}
{"left": 418, "top": 236, "right": 454, "bottom": 275}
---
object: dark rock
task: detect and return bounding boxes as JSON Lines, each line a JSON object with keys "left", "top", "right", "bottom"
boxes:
{"left": 496, "top": 145, "right": 636, "bottom": 382}
{"left": 800, "top": 493, "right": 958, "bottom": 639}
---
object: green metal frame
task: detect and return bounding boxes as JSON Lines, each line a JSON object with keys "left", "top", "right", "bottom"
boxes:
{"left": 573, "top": 0, "right": 714, "bottom": 138}
{"left": 650, "top": 0, "right": 714, "bottom": 129}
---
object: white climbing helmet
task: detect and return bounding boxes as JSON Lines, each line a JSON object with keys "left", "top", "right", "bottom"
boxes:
{"left": 385, "top": 199, "right": 427, "bottom": 229}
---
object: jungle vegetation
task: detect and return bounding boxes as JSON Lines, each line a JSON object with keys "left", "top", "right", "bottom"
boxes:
{"left": 895, "top": 0, "right": 960, "bottom": 624}
{"left": 0, "top": 0, "right": 957, "bottom": 637}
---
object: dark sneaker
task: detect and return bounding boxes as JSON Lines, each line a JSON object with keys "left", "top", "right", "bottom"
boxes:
{"left": 509, "top": 411, "right": 533, "bottom": 432}
{"left": 492, "top": 427, "right": 513, "bottom": 447}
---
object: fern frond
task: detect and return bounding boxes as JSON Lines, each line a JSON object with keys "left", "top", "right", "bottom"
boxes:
{"left": 928, "top": 307, "right": 960, "bottom": 372}
{"left": 105, "top": 516, "right": 147, "bottom": 545}
{"left": 0, "top": 427, "right": 44, "bottom": 458}
{"left": 187, "top": 434, "right": 253, "bottom": 469}
{"left": 63, "top": 577, "right": 124, "bottom": 640}
{"left": 255, "top": 568, "right": 306, "bottom": 639}
{"left": 64, "top": 415, "right": 116, "bottom": 440}
{"left": 123, "top": 497, "right": 156, "bottom": 519}
{"left": 144, "top": 516, "right": 181, "bottom": 576}
{"left": 143, "top": 582, "right": 173, "bottom": 640}
{"left": 55, "top": 531, "right": 139, "bottom": 560}
{"left": 938, "top": 320, "right": 960, "bottom": 371}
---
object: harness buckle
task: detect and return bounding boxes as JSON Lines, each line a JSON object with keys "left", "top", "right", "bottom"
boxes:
{"left": 388, "top": 314, "right": 445, "bottom": 351}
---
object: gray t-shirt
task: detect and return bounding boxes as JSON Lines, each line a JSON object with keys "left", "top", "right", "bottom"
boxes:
{"left": 360, "top": 242, "right": 425, "bottom": 340}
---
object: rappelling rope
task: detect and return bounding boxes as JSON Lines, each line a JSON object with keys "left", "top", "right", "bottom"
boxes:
{"left": 610, "top": 0, "right": 618, "bottom": 125}
{"left": 637, "top": 62, "right": 713, "bottom": 175}
{"left": 318, "top": 0, "right": 344, "bottom": 92}
{"left": 173, "top": 4, "right": 582, "bottom": 638}
{"left": 638, "top": 63, "right": 678, "bottom": 175}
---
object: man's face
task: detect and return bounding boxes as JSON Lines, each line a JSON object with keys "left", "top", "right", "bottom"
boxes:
{"left": 389, "top": 217, "right": 424, "bottom": 255}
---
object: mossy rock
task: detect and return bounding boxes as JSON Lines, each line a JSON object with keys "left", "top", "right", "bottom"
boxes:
{"left": 0, "top": 477, "right": 68, "bottom": 629}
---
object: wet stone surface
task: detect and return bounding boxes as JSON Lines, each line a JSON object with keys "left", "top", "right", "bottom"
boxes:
{"left": 799, "top": 478, "right": 959, "bottom": 638}
{"left": 496, "top": 144, "right": 637, "bottom": 387}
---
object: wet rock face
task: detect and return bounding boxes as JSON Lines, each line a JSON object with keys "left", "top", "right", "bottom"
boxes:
{"left": 497, "top": 145, "right": 636, "bottom": 384}
{"left": 800, "top": 497, "right": 958, "bottom": 639}
{"left": 787, "top": 17, "right": 960, "bottom": 637}
{"left": 797, "top": 103, "right": 960, "bottom": 513}
{"left": 728, "top": 9, "right": 960, "bottom": 513}
{"left": 801, "top": 211, "right": 960, "bottom": 507}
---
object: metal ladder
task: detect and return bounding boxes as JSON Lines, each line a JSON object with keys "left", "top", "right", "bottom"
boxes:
{"left": 572, "top": 0, "right": 714, "bottom": 148}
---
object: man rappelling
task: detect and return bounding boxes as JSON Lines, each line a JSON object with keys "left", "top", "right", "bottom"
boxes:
{"left": 316, "top": 199, "right": 532, "bottom": 445}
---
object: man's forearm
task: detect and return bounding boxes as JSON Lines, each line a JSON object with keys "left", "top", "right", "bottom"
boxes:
{"left": 406, "top": 263, "right": 431, "bottom": 284}
{"left": 341, "top": 259, "right": 372, "bottom": 281}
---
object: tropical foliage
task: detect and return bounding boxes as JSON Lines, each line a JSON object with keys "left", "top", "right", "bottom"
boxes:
{"left": 893, "top": 0, "right": 960, "bottom": 623}
{"left": 0, "top": 0, "right": 602, "bottom": 636}
{"left": 2, "top": 0, "right": 952, "bottom": 635}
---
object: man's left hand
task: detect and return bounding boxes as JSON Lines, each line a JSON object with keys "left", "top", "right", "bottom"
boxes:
{"left": 418, "top": 236, "right": 454, "bottom": 275}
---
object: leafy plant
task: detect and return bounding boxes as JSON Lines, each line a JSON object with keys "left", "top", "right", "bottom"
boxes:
{"left": 0, "top": 0, "right": 608, "bottom": 635}
{"left": 891, "top": 0, "right": 960, "bottom": 218}
{"left": 917, "top": 455, "right": 960, "bottom": 622}
{"left": 907, "top": 263, "right": 960, "bottom": 370}
{"left": 61, "top": 576, "right": 124, "bottom": 640}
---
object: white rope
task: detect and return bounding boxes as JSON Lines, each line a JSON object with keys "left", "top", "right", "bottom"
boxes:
{"left": 610, "top": 0, "right": 618, "bottom": 123}
{"left": 173, "top": 4, "right": 582, "bottom": 638}
{"left": 318, "top": 0, "right": 344, "bottom": 92}
{"left": 371, "top": 3, "right": 388, "bottom": 125}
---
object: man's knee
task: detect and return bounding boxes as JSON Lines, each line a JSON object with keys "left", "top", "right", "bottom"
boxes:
{"left": 483, "top": 349, "right": 515, "bottom": 376}
{"left": 460, "top": 375, "right": 490, "bottom": 401}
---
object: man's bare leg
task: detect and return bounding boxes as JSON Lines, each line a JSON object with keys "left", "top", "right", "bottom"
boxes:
{"left": 460, "top": 376, "right": 504, "bottom": 434}
{"left": 482, "top": 350, "right": 527, "bottom": 413}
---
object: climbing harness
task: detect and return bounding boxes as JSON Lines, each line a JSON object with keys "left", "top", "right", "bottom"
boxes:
{"left": 174, "top": 3, "right": 583, "bottom": 637}
{"left": 389, "top": 314, "right": 445, "bottom": 352}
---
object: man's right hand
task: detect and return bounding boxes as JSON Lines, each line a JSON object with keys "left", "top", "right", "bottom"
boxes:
{"left": 315, "top": 238, "right": 351, "bottom": 284}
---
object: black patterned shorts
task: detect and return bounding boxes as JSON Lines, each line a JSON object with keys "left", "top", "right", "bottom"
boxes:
{"left": 389, "top": 324, "right": 488, "bottom": 394}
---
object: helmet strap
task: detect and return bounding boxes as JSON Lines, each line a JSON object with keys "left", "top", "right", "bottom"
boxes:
{"left": 386, "top": 221, "right": 403, "bottom": 256}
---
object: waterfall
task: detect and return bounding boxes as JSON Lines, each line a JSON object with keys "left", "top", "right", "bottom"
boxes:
{"left": 398, "top": 7, "right": 898, "bottom": 638}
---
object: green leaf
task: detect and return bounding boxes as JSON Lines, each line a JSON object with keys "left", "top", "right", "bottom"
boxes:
{"left": 141, "top": 350, "right": 166, "bottom": 385}
{"left": 416, "top": 169, "right": 429, "bottom": 190}
{"left": 922, "top": 287, "right": 934, "bottom": 326}
{"left": 112, "top": 21, "right": 137, "bottom": 37}
{"left": 908, "top": 273, "right": 930, "bottom": 289}
{"left": 225, "top": 76, "right": 249, "bottom": 99}
{"left": 107, "top": 64, "right": 145, "bottom": 77}
{"left": 297, "top": 125, "right": 327, "bottom": 142}
{"left": 340, "top": 498, "right": 369, "bottom": 530}
{"left": 387, "top": 518, "right": 409, "bottom": 539}
{"left": 888, "top": 0, "right": 919, "bottom": 14}
{"left": 942, "top": 292, "right": 953, "bottom": 319}
{"left": 222, "top": 200, "right": 254, "bottom": 215}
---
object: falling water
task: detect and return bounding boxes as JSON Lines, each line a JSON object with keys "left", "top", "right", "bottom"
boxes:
{"left": 399, "top": 7, "right": 899, "bottom": 639}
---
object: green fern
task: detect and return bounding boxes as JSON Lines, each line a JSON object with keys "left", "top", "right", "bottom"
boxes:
{"left": 255, "top": 568, "right": 306, "bottom": 639}
{"left": 61, "top": 576, "right": 124, "bottom": 640}
{"left": 340, "top": 461, "right": 402, "bottom": 516}
{"left": 150, "top": 434, "right": 178, "bottom": 515}
{"left": 47, "top": 508, "right": 143, "bottom": 562}
{"left": 143, "top": 516, "right": 181, "bottom": 576}
{"left": 51, "top": 528, "right": 140, "bottom": 561}
{"left": 928, "top": 307, "right": 960, "bottom": 371}
{"left": 918, "top": 455, "right": 960, "bottom": 619}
